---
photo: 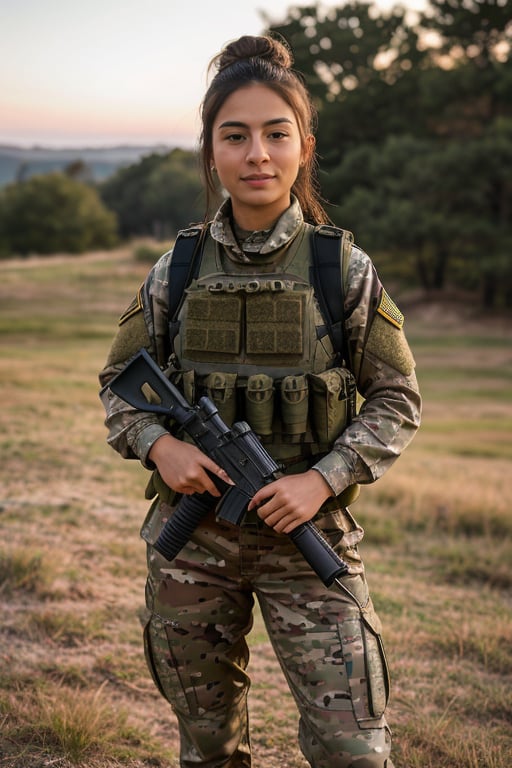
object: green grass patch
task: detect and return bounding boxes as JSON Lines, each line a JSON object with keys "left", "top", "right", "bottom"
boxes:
{"left": 0, "top": 681, "right": 176, "bottom": 764}
{"left": 0, "top": 547, "right": 57, "bottom": 596}
{"left": 428, "top": 537, "right": 512, "bottom": 591}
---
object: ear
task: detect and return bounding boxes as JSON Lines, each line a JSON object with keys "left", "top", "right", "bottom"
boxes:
{"left": 301, "top": 134, "right": 315, "bottom": 166}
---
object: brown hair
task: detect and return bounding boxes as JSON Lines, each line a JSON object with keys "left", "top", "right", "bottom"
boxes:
{"left": 199, "top": 35, "right": 330, "bottom": 225}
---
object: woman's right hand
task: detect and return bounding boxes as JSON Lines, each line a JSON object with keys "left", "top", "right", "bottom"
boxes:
{"left": 148, "top": 433, "right": 233, "bottom": 497}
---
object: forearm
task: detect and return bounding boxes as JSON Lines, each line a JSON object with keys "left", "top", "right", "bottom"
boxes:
{"left": 313, "top": 368, "right": 421, "bottom": 496}
{"left": 100, "top": 384, "right": 169, "bottom": 465}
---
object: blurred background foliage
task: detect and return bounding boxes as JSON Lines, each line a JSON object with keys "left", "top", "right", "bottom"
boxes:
{"left": 0, "top": 0, "right": 511, "bottom": 308}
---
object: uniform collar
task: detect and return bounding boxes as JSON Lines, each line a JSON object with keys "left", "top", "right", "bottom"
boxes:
{"left": 210, "top": 197, "right": 304, "bottom": 262}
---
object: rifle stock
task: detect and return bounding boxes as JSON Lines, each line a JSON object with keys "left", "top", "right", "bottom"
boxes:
{"left": 102, "top": 349, "right": 349, "bottom": 586}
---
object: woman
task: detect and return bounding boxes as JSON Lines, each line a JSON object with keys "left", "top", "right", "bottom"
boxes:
{"left": 100, "top": 34, "right": 421, "bottom": 768}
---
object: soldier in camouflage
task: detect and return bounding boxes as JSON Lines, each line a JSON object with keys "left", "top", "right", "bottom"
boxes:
{"left": 99, "top": 34, "right": 421, "bottom": 768}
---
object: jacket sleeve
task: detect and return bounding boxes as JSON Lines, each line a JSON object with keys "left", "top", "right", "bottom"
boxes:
{"left": 313, "top": 245, "right": 422, "bottom": 496}
{"left": 98, "top": 251, "right": 173, "bottom": 467}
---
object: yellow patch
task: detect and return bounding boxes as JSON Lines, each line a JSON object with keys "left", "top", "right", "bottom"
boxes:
{"left": 118, "top": 285, "right": 143, "bottom": 326}
{"left": 376, "top": 289, "right": 404, "bottom": 330}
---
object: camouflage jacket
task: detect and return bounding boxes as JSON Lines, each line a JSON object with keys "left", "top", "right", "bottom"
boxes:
{"left": 99, "top": 198, "right": 421, "bottom": 497}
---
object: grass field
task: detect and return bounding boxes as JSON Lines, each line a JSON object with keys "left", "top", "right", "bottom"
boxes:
{"left": 0, "top": 246, "right": 511, "bottom": 767}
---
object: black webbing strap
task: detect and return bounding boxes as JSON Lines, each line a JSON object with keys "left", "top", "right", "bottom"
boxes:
{"left": 168, "top": 225, "right": 207, "bottom": 343}
{"left": 310, "top": 225, "right": 350, "bottom": 366}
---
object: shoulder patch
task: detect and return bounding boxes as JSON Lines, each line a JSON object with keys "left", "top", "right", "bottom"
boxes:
{"left": 377, "top": 289, "right": 404, "bottom": 330}
{"left": 118, "top": 285, "right": 144, "bottom": 326}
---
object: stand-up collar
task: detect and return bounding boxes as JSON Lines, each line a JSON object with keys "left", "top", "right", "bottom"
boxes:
{"left": 210, "top": 197, "right": 304, "bottom": 262}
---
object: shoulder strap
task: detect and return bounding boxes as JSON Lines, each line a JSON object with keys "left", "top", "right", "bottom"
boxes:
{"left": 310, "top": 224, "right": 353, "bottom": 367}
{"left": 168, "top": 224, "right": 208, "bottom": 344}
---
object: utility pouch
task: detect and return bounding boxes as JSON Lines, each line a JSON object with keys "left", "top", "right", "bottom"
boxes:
{"left": 203, "top": 371, "right": 237, "bottom": 425}
{"left": 309, "top": 367, "right": 356, "bottom": 443}
{"left": 245, "top": 373, "right": 274, "bottom": 437}
{"left": 280, "top": 374, "right": 309, "bottom": 439}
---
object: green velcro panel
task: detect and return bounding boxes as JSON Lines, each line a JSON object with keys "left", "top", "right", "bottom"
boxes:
{"left": 246, "top": 294, "right": 303, "bottom": 354}
{"left": 185, "top": 294, "right": 242, "bottom": 353}
{"left": 106, "top": 312, "right": 151, "bottom": 366}
{"left": 366, "top": 314, "right": 415, "bottom": 376}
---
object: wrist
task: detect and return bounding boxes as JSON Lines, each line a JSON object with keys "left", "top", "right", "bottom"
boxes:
{"left": 131, "top": 423, "right": 171, "bottom": 469}
{"left": 309, "top": 467, "right": 336, "bottom": 500}
{"left": 148, "top": 432, "right": 175, "bottom": 465}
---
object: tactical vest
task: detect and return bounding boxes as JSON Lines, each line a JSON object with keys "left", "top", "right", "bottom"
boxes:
{"left": 168, "top": 223, "right": 356, "bottom": 462}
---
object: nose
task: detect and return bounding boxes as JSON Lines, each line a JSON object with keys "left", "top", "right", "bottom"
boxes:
{"left": 246, "top": 135, "right": 269, "bottom": 165}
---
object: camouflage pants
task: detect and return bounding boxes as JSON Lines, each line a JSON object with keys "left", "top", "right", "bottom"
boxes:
{"left": 141, "top": 500, "right": 393, "bottom": 768}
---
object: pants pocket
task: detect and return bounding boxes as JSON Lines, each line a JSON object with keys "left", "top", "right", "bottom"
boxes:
{"left": 339, "top": 615, "right": 390, "bottom": 723}
{"left": 363, "top": 623, "right": 390, "bottom": 719}
{"left": 143, "top": 619, "right": 170, "bottom": 703}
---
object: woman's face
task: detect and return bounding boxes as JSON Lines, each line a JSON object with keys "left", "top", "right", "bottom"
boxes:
{"left": 211, "top": 83, "right": 311, "bottom": 231}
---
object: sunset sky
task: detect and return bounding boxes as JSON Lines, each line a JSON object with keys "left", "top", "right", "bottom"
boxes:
{"left": 1, "top": 0, "right": 425, "bottom": 149}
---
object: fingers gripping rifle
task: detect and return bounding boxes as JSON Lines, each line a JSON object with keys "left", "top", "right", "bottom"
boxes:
{"left": 102, "top": 349, "right": 350, "bottom": 587}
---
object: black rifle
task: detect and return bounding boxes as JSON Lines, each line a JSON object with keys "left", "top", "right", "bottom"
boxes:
{"left": 102, "top": 349, "right": 350, "bottom": 587}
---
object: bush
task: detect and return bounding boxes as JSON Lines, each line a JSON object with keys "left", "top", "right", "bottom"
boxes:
{"left": 0, "top": 173, "right": 118, "bottom": 256}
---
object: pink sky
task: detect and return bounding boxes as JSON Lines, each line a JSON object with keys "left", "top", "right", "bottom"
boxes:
{"left": 0, "top": 0, "right": 425, "bottom": 148}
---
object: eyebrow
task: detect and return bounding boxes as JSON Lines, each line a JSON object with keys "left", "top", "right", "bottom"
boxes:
{"left": 218, "top": 118, "right": 294, "bottom": 129}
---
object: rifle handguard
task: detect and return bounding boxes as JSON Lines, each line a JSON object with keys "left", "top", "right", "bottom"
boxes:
{"left": 289, "top": 521, "right": 349, "bottom": 585}
{"left": 154, "top": 491, "right": 217, "bottom": 562}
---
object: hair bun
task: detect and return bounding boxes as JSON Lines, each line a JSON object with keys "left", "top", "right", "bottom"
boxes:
{"left": 215, "top": 35, "right": 293, "bottom": 73}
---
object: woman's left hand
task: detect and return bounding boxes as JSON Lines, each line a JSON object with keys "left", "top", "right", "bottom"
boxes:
{"left": 247, "top": 469, "right": 334, "bottom": 534}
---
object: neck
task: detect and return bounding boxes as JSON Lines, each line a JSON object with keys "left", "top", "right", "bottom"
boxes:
{"left": 230, "top": 199, "right": 290, "bottom": 232}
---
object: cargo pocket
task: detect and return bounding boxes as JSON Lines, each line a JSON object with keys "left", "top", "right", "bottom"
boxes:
{"left": 339, "top": 614, "right": 390, "bottom": 725}
{"left": 314, "top": 503, "right": 365, "bottom": 574}
{"left": 363, "top": 623, "right": 390, "bottom": 719}
{"left": 142, "top": 581, "right": 197, "bottom": 714}
{"left": 143, "top": 620, "right": 170, "bottom": 702}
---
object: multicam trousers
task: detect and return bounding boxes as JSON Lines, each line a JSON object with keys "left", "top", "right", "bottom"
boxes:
{"left": 141, "top": 499, "right": 394, "bottom": 768}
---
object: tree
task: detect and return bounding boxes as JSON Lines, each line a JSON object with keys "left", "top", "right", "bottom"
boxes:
{"left": 0, "top": 173, "right": 117, "bottom": 256}
{"left": 327, "top": 135, "right": 448, "bottom": 289}
{"left": 424, "top": 0, "right": 512, "bottom": 66}
{"left": 267, "top": 2, "right": 427, "bottom": 166}
{"left": 327, "top": 124, "right": 512, "bottom": 306}
{"left": 143, "top": 149, "right": 205, "bottom": 238}
{"left": 419, "top": 0, "right": 512, "bottom": 138}
{"left": 265, "top": 1, "right": 512, "bottom": 306}
{"left": 64, "top": 159, "right": 94, "bottom": 184}
{"left": 100, "top": 153, "right": 166, "bottom": 239}
{"left": 100, "top": 149, "right": 204, "bottom": 239}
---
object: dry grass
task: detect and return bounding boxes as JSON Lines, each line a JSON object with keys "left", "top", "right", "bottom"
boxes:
{"left": 0, "top": 246, "right": 511, "bottom": 767}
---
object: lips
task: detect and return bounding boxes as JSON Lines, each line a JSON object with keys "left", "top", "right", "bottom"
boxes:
{"left": 242, "top": 174, "right": 275, "bottom": 184}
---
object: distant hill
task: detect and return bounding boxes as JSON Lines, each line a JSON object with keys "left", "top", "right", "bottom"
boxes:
{"left": 0, "top": 144, "right": 174, "bottom": 187}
